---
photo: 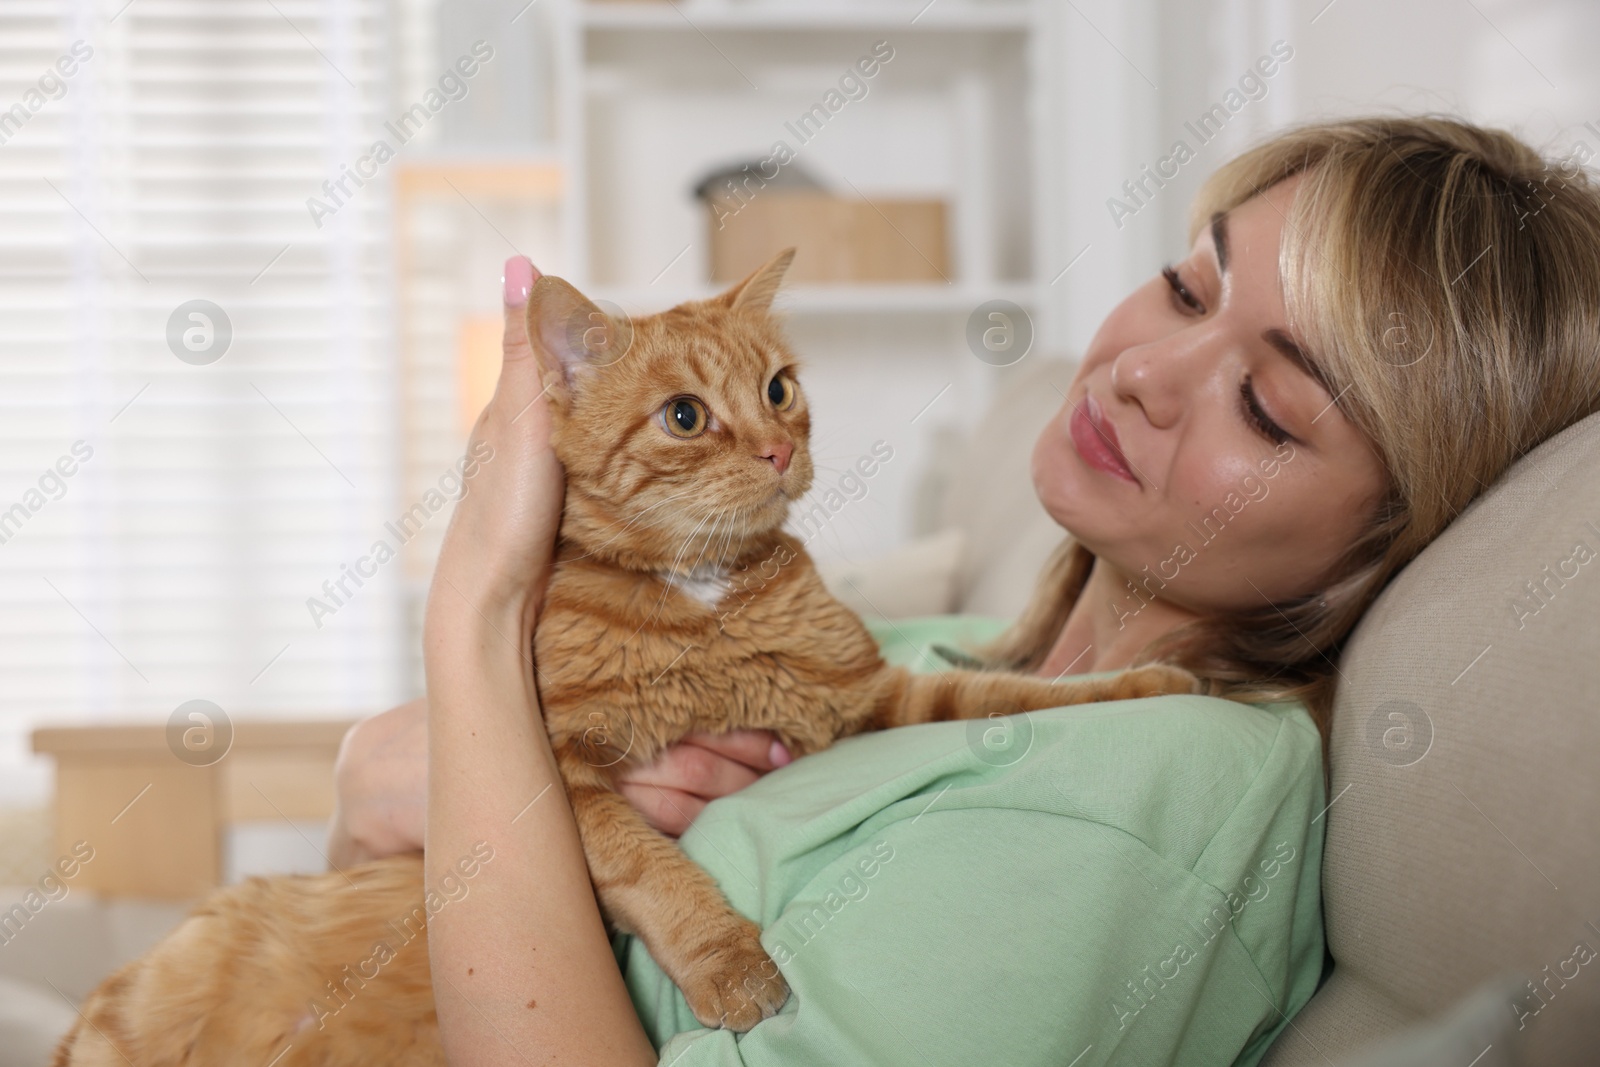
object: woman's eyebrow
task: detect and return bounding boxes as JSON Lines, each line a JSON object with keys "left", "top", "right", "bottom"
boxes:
{"left": 1213, "top": 207, "right": 1336, "bottom": 402}
{"left": 1262, "top": 327, "right": 1335, "bottom": 399}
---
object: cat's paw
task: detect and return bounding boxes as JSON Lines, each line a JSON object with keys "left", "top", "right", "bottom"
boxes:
{"left": 679, "top": 921, "right": 790, "bottom": 1032}
{"left": 1112, "top": 664, "right": 1203, "bottom": 699}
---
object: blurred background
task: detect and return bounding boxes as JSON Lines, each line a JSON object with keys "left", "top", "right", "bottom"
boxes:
{"left": 0, "top": 0, "right": 1597, "bottom": 1034}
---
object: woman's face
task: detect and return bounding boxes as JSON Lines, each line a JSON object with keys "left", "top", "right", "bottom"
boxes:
{"left": 1032, "top": 176, "right": 1387, "bottom": 613}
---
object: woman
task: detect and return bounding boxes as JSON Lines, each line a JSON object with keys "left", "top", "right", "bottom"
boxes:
{"left": 332, "top": 117, "right": 1600, "bottom": 1064}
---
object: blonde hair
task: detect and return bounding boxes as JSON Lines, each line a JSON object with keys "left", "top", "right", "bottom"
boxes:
{"left": 985, "top": 116, "right": 1600, "bottom": 741}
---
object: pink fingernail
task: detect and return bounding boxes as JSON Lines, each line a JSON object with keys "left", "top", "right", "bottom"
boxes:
{"left": 769, "top": 740, "right": 793, "bottom": 768}
{"left": 503, "top": 256, "right": 533, "bottom": 307}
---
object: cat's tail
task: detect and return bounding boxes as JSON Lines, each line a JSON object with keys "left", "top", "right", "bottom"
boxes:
{"left": 869, "top": 661, "right": 1200, "bottom": 730}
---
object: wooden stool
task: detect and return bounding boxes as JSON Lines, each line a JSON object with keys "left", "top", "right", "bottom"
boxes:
{"left": 31, "top": 719, "right": 355, "bottom": 900}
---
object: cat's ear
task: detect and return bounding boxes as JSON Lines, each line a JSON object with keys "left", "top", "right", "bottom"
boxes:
{"left": 525, "top": 275, "right": 633, "bottom": 401}
{"left": 716, "top": 247, "right": 795, "bottom": 314}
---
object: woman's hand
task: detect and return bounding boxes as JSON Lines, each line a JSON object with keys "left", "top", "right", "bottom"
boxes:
{"left": 426, "top": 255, "right": 564, "bottom": 635}
{"left": 620, "top": 730, "right": 794, "bottom": 836}
{"left": 326, "top": 695, "right": 792, "bottom": 866}
{"left": 327, "top": 697, "right": 428, "bottom": 869}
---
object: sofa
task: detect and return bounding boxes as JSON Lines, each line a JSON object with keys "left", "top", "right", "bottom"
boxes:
{"left": 826, "top": 355, "right": 1599, "bottom": 1065}
{"left": 7, "top": 355, "right": 1596, "bottom": 1065}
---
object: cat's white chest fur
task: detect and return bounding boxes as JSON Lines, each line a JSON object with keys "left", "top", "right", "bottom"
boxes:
{"left": 661, "top": 565, "right": 732, "bottom": 609}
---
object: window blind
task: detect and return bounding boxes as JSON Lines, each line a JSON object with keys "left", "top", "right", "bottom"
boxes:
{"left": 0, "top": 0, "right": 403, "bottom": 806}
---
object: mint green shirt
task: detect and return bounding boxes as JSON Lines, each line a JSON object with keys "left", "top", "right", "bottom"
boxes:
{"left": 616, "top": 615, "right": 1326, "bottom": 1067}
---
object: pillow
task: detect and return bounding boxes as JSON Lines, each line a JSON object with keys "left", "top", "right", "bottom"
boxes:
{"left": 936, "top": 356, "right": 1078, "bottom": 618}
{"left": 817, "top": 354, "right": 1080, "bottom": 622}
{"left": 816, "top": 528, "right": 965, "bottom": 620}
{"left": 1263, "top": 412, "right": 1600, "bottom": 1064}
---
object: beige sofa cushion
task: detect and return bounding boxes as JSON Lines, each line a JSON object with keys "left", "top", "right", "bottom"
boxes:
{"left": 813, "top": 356, "right": 1076, "bottom": 622}
{"left": 937, "top": 356, "right": 1078, "bottom": 618}
{"left": 1263, "top": 412, "right": 1600, "bottom": 1065}
{"left": 817, "top": 528, "right": 966, "bottom": 620}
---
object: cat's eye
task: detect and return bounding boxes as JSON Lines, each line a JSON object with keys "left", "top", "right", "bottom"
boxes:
{"left": 662, "top": 396, "right": 708, "bottom": 438}
{"left": 767, "top": 372, "right": 796, "bottom": 411}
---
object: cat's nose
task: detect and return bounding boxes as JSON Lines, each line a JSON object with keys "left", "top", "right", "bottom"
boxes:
{"left": 758, "top": 441, "right": 793, "bottom": 475}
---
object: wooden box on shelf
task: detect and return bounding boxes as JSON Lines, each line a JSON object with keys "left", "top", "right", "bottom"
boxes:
{"left": 708, "top": 191, "right": 950, "bottom": 284}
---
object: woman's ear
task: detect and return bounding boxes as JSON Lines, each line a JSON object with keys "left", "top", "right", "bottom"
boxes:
{"left": 715, "top": 247, "right": 795, "bottom": 313}
{"left": 525, "top": 276, "right": 634, "bottom": 405}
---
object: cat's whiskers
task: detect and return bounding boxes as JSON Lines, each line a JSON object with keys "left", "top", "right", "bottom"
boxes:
{"left": 562, "top": 488, "right": 704, "bottom": 564}
{"left": 661, "top": 503, "right": 721, "bottom": 583}
{"left": 603, "top": 487, "right": 702, "bottom": 536}
{"left": 632, "top": 504, "right": 731, "bottom": 636}
{"left": 633, "top": 502, "right": 739, "bottom": 630}
{"left": 715, "top": 508, "right": 740, "bottom": 571}
{"left": 605, "top": 503, "right": 725, "bottom": 658}
{"left": 727, "top": 509, "right": 751, "bottom": 564}
{"left": 686, "top": 505, "right": 731, "bottom": 581}
{"left": 688, "top": 510, "right": 720, "bottom": 577}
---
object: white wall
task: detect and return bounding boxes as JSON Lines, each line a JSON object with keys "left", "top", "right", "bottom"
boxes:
{"left": 1140, "top": 0, "right": 1600, "bottom": 264}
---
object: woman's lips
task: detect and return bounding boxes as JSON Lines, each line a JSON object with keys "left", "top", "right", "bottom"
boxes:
{"left": 1069, "top": 394, "right": 1138, "bottom": 484}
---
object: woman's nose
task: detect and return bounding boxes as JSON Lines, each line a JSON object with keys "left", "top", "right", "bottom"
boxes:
{"left": 1110, "top": 333, "right": 1209, "bottom": 430}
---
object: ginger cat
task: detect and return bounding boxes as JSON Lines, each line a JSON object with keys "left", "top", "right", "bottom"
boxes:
{"left": 55, "top": 250, "right": 1197, "bottom": 1066}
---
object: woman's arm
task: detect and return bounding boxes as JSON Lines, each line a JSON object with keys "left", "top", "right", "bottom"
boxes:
{"left": 327, "top": 697, "right": 790, "bottom": 869}
{"left": 423, "top": 256, "right": 656, "bottom": 1066}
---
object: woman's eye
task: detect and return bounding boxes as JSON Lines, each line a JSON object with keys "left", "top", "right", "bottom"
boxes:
{"left": 767, "top": 372, "right": 795, "bottom": 411}
{"left": 1239, "top": 376, "right": 1292, "bottom": 446}
{"left": 1162, "top": 265, "right": 1206, "bottom": 315}
{"left": 662, "top": 396, "right": 708, "bottom": 438}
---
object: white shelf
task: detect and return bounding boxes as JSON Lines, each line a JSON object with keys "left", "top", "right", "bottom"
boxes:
{"left": 580, "top": 2, "right": 1034, "bottom": 33}
{"left": 590, "top": 281, "right": 1038, "bottom": 315}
